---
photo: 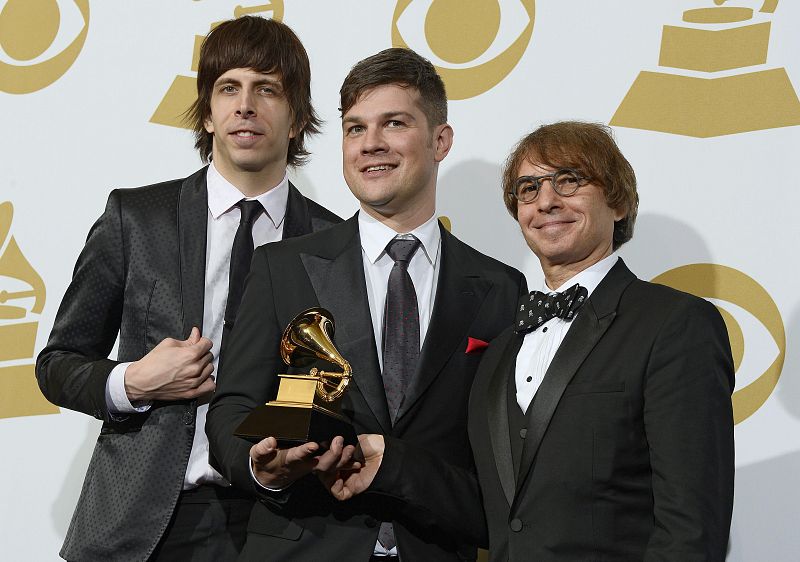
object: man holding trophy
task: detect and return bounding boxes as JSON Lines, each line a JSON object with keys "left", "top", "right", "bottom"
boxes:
{"left": 207, "top": 48, "right": 526, "bottom": 561}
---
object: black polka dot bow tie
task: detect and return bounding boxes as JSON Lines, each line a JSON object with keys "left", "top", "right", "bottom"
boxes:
{"left": 514, "top": 283, "right": 588, "bottom": 334}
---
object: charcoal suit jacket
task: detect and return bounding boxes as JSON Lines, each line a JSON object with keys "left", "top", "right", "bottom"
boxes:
{"left": 36, "top": 166, "right": 341, "bottom": 562}
{"left": 206, "top": 214, "right": 526, "bottom": 561}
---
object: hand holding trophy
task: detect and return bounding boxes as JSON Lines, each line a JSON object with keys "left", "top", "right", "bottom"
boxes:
{"left": 235, "top": 307, "right": 362, "bottom": 460}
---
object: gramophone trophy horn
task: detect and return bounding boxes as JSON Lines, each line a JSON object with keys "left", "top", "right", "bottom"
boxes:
{"left": 234, "top": 308, "right": 360, "bottom": 454}
{"left": 280, "top": 308, "right": 352, "bottom": 402}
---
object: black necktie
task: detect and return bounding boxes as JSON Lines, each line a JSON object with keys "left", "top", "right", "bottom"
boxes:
{"left": 514, "top": 283, "right": 588, "bottom": 334}
{"left": 224, "top": 200, "right": 263, "bottom": 334}
{"left": 378, "top": 237, "right": 420, "bottom": 553}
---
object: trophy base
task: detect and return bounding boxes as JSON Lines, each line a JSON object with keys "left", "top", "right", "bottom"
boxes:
{"left": 235, "top": 403, "right": 362, "bottom": 460}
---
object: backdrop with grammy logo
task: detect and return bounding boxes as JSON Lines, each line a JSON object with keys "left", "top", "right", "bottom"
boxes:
{"left": 1, "top": 1, "right": 798, "bottom": 560}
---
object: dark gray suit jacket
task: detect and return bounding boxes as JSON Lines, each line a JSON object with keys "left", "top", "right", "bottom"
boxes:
{"left": 36, "top": 167, "right": 341, "bottom": 562}
{"left": 207, "top": 215, "right": 526, "bottom": 561}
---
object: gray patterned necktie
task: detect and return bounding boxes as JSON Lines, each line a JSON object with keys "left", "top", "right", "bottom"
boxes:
{"left": 378, "top": 236, "right": 420, "bottom": 553}
{"left": 381, "top": 237, "right": 421, "bottom": 422}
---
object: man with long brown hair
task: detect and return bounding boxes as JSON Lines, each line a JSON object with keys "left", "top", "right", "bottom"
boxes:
{"left": 37, "top": 16, "right": 339, "bottom": 562}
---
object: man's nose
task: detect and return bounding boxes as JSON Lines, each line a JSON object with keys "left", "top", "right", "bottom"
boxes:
{"left": 535, "top": 179, "right": 562, "bottom": 212}
{"left": 235, "top": 91, "right": 256, "bottom": 118}
{"left": 362, "top": 127, "right": 388, "bottom": 153}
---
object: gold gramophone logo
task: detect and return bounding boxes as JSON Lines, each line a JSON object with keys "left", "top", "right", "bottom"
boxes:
{"left": 0, "top": 0, "right": 90, "bottom": 94}
{"left": 652, "top": 264, "right": 785, "bottom": 424}
{"left": 0, "top": 202, "right": 57, "bottom": 419}
{"left": 391, "top": 0, "right": 535, "bottom": 100}
{"left": 611, "top": 0, "right": 800, "bottom": 137}
{"left": 150, "top": 2, "right": 285, "bottom": 129}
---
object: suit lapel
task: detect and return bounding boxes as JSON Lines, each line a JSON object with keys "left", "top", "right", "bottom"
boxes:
{"left": 282, "top": 181, "right": 312, "bottom": 239}
{"left": 300, "top": 216, "right": 392, "bottom": 432}
{"left": 395, "top": 226, "right": 492, "bottom": 425}
{"left": 486, "top": 330, "right": 524, "bottom": 507}
{"left": 515, "top": 259, "right": 636, "bottom": 496}
{"left": 177, "top": 168, "right": 208, "bottom": 339}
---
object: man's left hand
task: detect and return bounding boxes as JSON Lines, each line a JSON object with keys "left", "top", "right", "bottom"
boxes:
{"left": 317, "top": 434, "right": 384, "bottom": 501}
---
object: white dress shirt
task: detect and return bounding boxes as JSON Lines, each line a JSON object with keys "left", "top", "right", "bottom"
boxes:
{"left": 358, "top": 211, "right": 441, "bottom": 364}
{"left": 515, "top": 253, "right": 619, "bottom": 413}
{"left": 106, "top": 161, "right": 289, "bottom": 489}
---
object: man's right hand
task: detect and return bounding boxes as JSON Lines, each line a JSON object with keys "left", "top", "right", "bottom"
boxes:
{"left": 124, "top": 327, "right": 215, "bottom": 401}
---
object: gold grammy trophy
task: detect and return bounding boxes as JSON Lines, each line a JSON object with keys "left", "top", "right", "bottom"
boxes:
{"left": 611, "top": 0, "right": 800, "bottom": 137}
{"left": 235, "top": 307, "right": 359, "bottom": 452}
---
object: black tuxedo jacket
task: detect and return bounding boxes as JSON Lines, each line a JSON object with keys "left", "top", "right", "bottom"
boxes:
{"left": 468, "top": 259, "right": 735, "bottom": 561}
{"left": 206, "top": 215, "right": 526, "bottom": 562}
{"left": 36, "top": 167, "right": 341, "bottom": 562}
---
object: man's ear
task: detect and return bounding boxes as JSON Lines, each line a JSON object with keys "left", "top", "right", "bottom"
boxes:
{"left": 433, "top": 123, "right": 454, "bottom": 163}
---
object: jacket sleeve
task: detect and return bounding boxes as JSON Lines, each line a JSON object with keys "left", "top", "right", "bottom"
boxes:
{"left": 643, "top": 296, "right": 735, "bottom": 561}
{"left": 369, "top": 435, "right": 488, "bottom": 548}
{"left": 207, "top": 246, "right": 286, "bottom": 500}
{"left": 36, "top": 191, "right": 125, "bottom": 422}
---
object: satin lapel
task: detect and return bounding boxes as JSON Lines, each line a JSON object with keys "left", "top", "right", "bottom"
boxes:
{"left": 177, "top": 168, "right": 208, "bottom": 339}
{"left": 300, "top": 217, "right": 391, "bottom": 432}
{"left": 282, "top": 181, "right": 312, "bottom": 239}
{"left": 487, "top": 330, "right": 524, "bottom": 507}
{"left": 515, "top": 259, "right": 635, "bottom": 497}
{"left": 395, "top": 227, "right": 492, "bottom": 424}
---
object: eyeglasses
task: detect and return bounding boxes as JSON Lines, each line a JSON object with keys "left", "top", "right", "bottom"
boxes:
{"left": 510, "top": 168, "right": 590, "bottom": 203}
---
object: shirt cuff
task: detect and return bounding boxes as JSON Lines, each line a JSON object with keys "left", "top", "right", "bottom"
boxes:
{"left": 105, "top": 362, "right": 153, "bottom": 414}
{"left": 249, "top": 457, "right": 290, "bottom": 492}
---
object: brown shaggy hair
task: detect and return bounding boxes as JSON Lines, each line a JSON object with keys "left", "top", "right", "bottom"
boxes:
{"left": 502, "top": 121, "right": 639, "bottom": 250}
{"left": 187, "top": 16, "right": 320, "bottom": 167}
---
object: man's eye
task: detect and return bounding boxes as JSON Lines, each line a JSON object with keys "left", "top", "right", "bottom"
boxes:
{"left": 258, "top": 87, "right": 275, "bottom": 95}
{"left": 556, "top": 175, "right": 580, "bottom": 189}
{"left": 517, "top": 182, "right": 537, "bottom": 195}
{"left": 387, "top": 120, "right": 403, "bottom": 128}
{"left": 347, "top": 125, "right": 364, "bottom": 135}
{"left": 221, "top": 85, "right": 236, "bottom": 93}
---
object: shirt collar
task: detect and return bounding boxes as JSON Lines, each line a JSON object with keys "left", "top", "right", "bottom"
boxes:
{"left": 541, "top": 252, "right": 619, "bottom": 298}
{"left": 358, "top": 210, "right": 441, "bottom": 266}
{"left": 206, "top": 161, "right": 289, "bottom": 228}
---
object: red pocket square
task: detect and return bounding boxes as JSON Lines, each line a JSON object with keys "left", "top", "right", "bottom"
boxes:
{"left": 466, "top": 337, "right": 489, "bottom": 354}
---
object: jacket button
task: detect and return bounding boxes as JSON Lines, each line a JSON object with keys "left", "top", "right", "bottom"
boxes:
{"left": 510, "top": 518, "right": 523, "bottom": 532}
{"left": 519, "top": 428, "right": 527, "bottom": 439}
{"left": 365, "top": 516, "right": 378, "bottom": 528}
{"left": 183, "top": 410, "right": 194, "bottom": 425}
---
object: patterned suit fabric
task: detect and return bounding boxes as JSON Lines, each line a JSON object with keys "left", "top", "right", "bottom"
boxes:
{"left": 35, "top": 168, "right": 341, "bottom": 562}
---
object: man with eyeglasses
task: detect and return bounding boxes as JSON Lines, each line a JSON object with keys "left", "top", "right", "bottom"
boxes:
{"left": 324, "top": 121, "right": 735, "bottom": 561}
